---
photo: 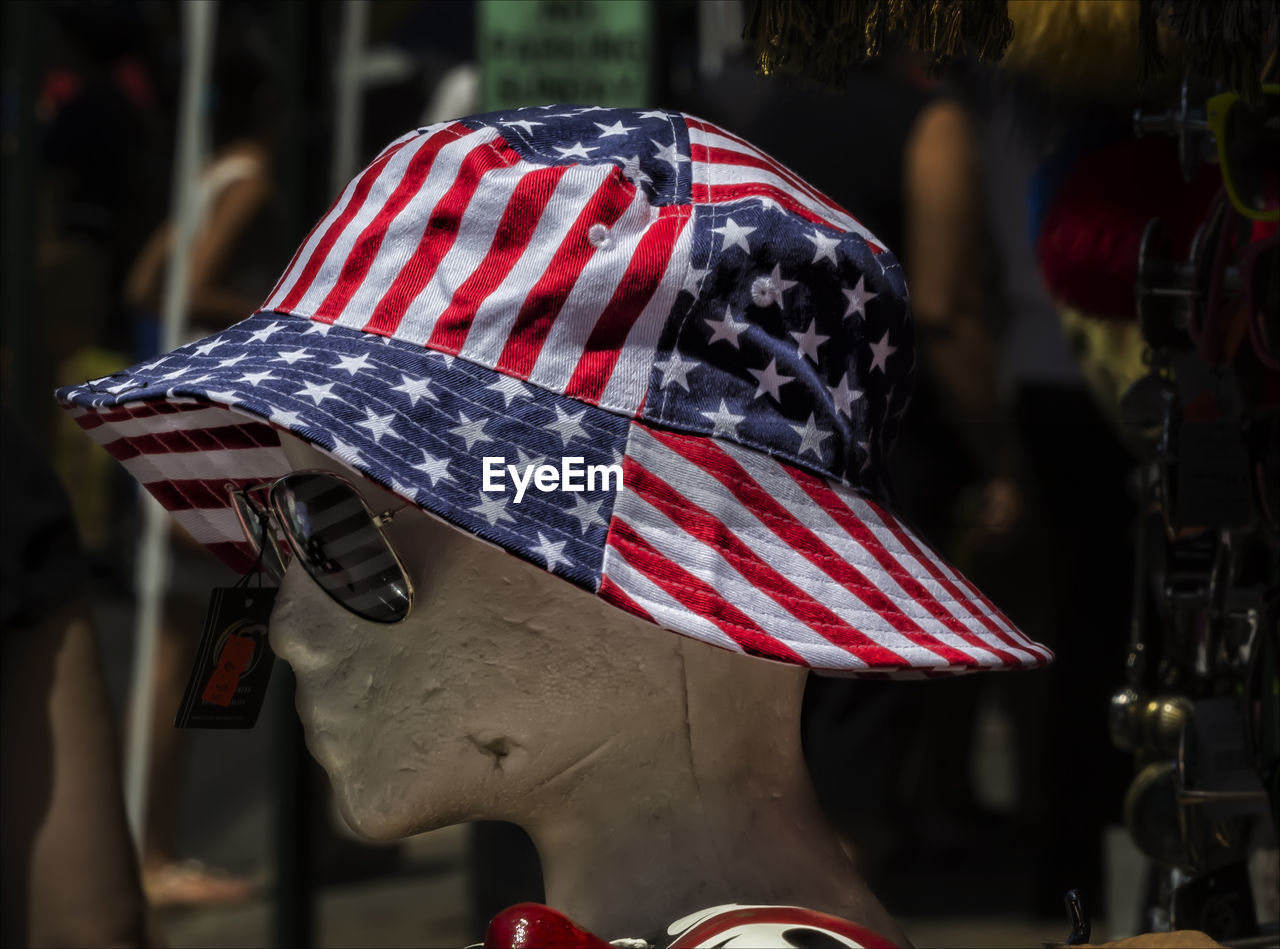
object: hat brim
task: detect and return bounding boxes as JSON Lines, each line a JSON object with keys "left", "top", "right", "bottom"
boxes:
{"left": 60, "top": 312, "right": 1051, "bottom": 676}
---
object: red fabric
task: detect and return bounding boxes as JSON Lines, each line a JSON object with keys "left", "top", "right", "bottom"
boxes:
{"left": 1037, "top": 137, "right": 1221, "bottom": 320}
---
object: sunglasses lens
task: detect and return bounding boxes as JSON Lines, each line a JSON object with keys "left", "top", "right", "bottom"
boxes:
{"left": 230, "top": 489, "right": 288, "bottom": 582}
{"left": 1224, "top": 95, "right": 1280, "bottom": 215}
{"left": 272, "top": 473, "right": 411, "bottom": 623}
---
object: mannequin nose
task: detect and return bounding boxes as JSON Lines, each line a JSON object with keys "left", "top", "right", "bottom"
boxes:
{"left": 267, "top": 560, "right": 349, "bottom": 672}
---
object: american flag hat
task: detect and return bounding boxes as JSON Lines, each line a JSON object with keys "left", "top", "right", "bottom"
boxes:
{"left": 58, "top": 106, "right": 1052, "bottom": 677}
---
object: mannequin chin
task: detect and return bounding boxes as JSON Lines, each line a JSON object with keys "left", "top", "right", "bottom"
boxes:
{"left": 270, "top": 433, "right": 908, "bottom": 944}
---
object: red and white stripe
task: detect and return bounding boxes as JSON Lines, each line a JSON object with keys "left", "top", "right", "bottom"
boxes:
{"left": 67, "top": 402, "right": 289, "bottom": 571}
{"left": 260, "top": 121, "right": 692, "bottom": 417}
{"left": 601, "top": 422, "right": 1053, "bottom": 675}
{"left": 686, "top": 116, "right": 883, "bottom": 252}
{"left": 667, "top": 904, "right": 897, "bottom": 949}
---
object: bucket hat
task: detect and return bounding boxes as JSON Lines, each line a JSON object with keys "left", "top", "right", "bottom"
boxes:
{"left": 58, "top": 105, "right": 1051, "bottom": 677}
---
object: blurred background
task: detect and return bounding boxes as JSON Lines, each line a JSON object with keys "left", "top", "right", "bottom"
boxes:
{"left": 1, "top": 1, "right": 1275, "bottom": 947}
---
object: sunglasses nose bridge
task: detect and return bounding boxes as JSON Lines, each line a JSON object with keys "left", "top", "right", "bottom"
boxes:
{"left": 228, "top": 484, "right": 290, "bottom": 582}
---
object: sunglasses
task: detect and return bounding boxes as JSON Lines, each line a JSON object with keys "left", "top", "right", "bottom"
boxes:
{"left": 228, "top": 470, "right": 414, "bottom": 623}
{"left": 1206, "top": 84, "right": 1279, "bottom": 223}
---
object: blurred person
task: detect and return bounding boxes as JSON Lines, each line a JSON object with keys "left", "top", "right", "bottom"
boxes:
{"left": 1, "top": 409, "right": 152, "bottom": 947}
{"left": 119, "top": 46, "right": 278, "bottom": 908}
{"left": 124, "top": 49, "right": 278, "bottom": 341}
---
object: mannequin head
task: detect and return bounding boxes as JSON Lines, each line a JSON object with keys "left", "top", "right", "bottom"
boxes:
{"left": 57, "top": 106, "right": 1047, "bottom": 943}
{"left": 271, "top": 434, "right": 809, "bottom": 844}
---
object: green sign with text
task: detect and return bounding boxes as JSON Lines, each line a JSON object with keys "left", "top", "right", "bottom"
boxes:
{"left": 478, "top": 0, "right": 652, "bottom": 111}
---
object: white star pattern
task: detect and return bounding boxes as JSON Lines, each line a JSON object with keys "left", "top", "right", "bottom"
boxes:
{"left": 355, "top": 408, "right": 397, "bottom": 444}
{"left": 806, "top": 230, "right": 841, "bottom": 265}
{"left": 269, "top": 408, "right": 305, "bottom": 428}
{"left": 704, "top": 307, "right": 749, "bottom": 348}
{"left": 651, "top": 139, "right": 689, "bottom": 170}
{"left": 329, "top": 436, "right": 364, "bottom": 465}
{"left": 413, "top": 450, "right": 452, "bottom": 487}
{"left": 388, "top": 477, "right": 422, "bottom": 502}
{"left": 748, "top": 359, "right": 795, "bottom": 402}
{"left": 595, "top": 120, "right": 637, "bottom": 138}
{"left": 566, "top": 495, "right": 607, "bottom": 534}
{"left": 617, "top": 154, "right": 652, "bottom": 187}
{"left": 249, "top": 321, "right": 285, "bottom": 343}
{"left": 554, "top": 141, "right": 596, "bottom": 160}
{"left": 450, "top": 412, "right": 492, "bottom": 451}
{"left": 637, "top": 110, "right": 667, "bottom": 121}
{"left": 700, "top": 399, "right": 745, "bottom": 438}
{"left": 531, "top": 533, "right": 572, "bottom": 573}
{"left": 217, "top": 353, "right": 250, "bottom": 368}
{"left": 790, "top": 413, "right": 832, "bottom": 459}
{"left": 334, "top": 353, "right": 372, "bottom": 375}
{"left": 548, "top": 406, "right": 588, "bottom": 446}
{"left": 486, "top": 374, "right": 532, "bottom": 408}
{"left": 711, "top": 217, "right": 756, "bottom": 254}
{"left": 501, "top": 119, "right": 542, "bottom": 134}
{"left": 273, "top": 348, "right": 314, "bottom": 365}
{"left": 842, "top": 276, "right": 878, "bottom": 320}
{"left": 790, "top": 320, "right": 829, "bottom": 363}
{"left": 515, "top": 448, "right": 546, "bottom": 469}
{"left": 829, "top": 373, "right": 864, "bottom": 417}
{"left": 390, "top": 374, "right": 436, "bottom": 407}
{"left": 297, "top": 381, "right": 341, "bottom": 405}
{"left": 204, "top": 390, "right": 242, "bottom": 405}
{"left": 470, "top": 495, "right": 515, "bottom": 527}
{"left": 654, "top": 350, "right": 696, "bottom": 391}
{"left": 193, "top": 338, "right": 228, "bottom": 357}
{"left": 238, "top": 370, "right": 277, "bottom": 386}
{"left": 868, "top": 330, "right": 897, "bottom": 374}
{"left": 681, "top": 265, "right": 708, "bottom": 297}
{"left": 304, "top": 322, "right": 332, "bottom": 336}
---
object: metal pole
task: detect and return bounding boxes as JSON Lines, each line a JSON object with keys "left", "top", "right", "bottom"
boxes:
{"left": 123, "top": 0, "right": 218, "bottom": 848}
{"left": 332, "top": 0, "right": 370, "bottom": 195}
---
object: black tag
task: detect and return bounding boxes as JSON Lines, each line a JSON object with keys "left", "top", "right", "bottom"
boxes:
{"left": 175, "top": 586, "right": 277, "bottom": 729}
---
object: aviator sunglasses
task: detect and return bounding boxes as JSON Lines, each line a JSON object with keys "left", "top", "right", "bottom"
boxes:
{"left": 227, "top": 470, "right": 414, "bottom": 623}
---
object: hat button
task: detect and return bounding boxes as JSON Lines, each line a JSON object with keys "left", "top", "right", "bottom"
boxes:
{"left": 751, "top": 274, "right": 780, "bottom": 307}
{"left": 588, "top": 223, "right": 614, "bottom": 249}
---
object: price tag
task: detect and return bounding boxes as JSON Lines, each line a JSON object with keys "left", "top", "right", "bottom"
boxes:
{"left": 175, "top": 586, "right": 277, "bottom": 729}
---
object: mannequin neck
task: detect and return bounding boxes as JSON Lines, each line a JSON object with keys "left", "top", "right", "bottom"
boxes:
{"left": 513, "top": 641, "right": 905, "bottom": 944}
